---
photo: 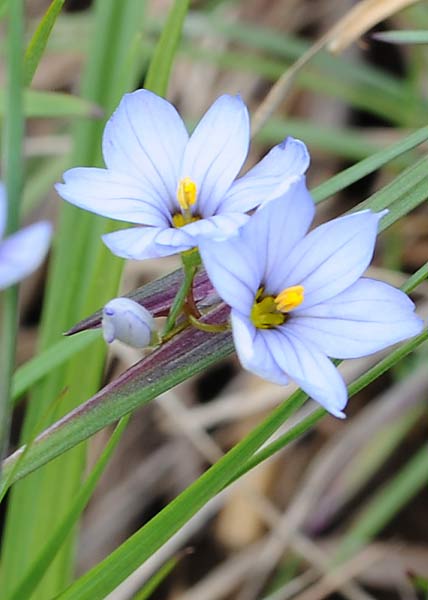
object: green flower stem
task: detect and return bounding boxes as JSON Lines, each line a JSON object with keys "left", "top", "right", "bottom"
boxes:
{"left": 187, "top": 314, "right": 230, "bottom": 333}
{"left": 163, "top": 250, "right": 201, "bottom": 336}
{"left": 0, "top": 0, "right": 24, "bottom": 460}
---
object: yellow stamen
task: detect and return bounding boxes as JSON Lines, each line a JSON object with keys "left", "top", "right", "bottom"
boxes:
{"left": 177, "top": 177, "right": 197, "bottom": 210}
{"left": 274, "top": 285, "right": 304, "bottom": 312}
{"left": 250, "top": 285, "right": 304, "bottom": 330}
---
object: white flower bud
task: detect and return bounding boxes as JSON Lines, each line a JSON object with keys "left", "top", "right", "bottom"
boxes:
{"left": 102, "top": 298, "right": 155, "bottom": 348}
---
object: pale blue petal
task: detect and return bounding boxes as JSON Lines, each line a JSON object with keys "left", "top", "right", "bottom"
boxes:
{"left": 231, "top": 310, "right": 289, "bottom": 385}
{"left": 0, "top": 221, "right": 52, "bottom": 289}
{"left": 56, "top": 167, "right": 170, "bottom": 227}
{"left": 278, "top": 210, "right": 387, "bottom": 308}
{"left": 220, "top": 137, "right": 310, "bottom": 213}
{"left": 180, "top": 95, "right": 250, "bottom": 217}
{"left": 269, "top": 328, "right": 347, "bottom": 418}
{"left": 240, "top": 179, "right": 315, "bottom": 293}
{"left": 183, "top": 212, "right": 249, "bottom": 241}
{"left": 102, "top": 90, "right": 188, "bottom": 211}
{"left": 199, "top": 235, "right": 259, "bottom": 313}
{"left": 288, "top": 278, "right": 424, "bottom": 358}
{"left": 153, "top": 226, "right": 194, "bottom": 249}
{"left": 0, "top": 182, "right": 6, "bottom": 239}
{"left": 102, "top": 226, "right": 192, "bottom": 260}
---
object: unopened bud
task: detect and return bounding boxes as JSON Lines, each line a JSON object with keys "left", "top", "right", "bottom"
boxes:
{"left": 102, "top": 298, "right": 155, "bottom": 348}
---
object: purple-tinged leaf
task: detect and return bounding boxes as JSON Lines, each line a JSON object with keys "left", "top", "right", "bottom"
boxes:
{"left": 2, "top": 303, "right": 232, "bottom": 492}
{"left": 67, "top": 267, "right": 215, "bottom": 335}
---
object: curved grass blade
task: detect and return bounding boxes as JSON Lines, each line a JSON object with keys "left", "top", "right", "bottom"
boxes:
{"left": 0, "top": 0, "right": 24, "bottom": 461}
{"left": 144, "top": 0, "right": 189, "bottom": 95}
{"left": 1, "top": 304, "right": 233, "bottom": 492}
{"left": 0, "top": 89, "right": 102, "bottom": 118}
{"left": 132, "top": 554, "right": 183, "bottom": 600}
{"left": 8, "top": 416, "right": 129, "bottom": 600}
{"left": 24, "top": 0, "right": 66, "bottom": 85}
{"left": 68, "top": 268, "right": 213, "bottom": 335}
{"left": 372, "top": 30, "right": 428, "bottom": 45}
{"left": 312, "top": 125, "right": 428, "bottom": 202}
{"left": 11, "top": 331, "right": 101, "bottom": 404}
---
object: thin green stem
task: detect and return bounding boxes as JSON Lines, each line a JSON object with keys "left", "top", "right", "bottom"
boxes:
{"left": 0, "top": 0, "right": 24, "bottom": 459}
{"left": 162, "top": 260, "right": 197, "bottom": 336}
{"left": 187, "top": 314, "right": 230, "bottom": 333}
{"left": 402, "top": 261, "right": 428, "bottom": 294}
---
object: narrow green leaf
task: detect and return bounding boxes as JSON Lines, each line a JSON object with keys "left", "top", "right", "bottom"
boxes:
{"left": 56, "top": 393, "right": 306, "bottom": 600}
{"left": 402, "top": 262, "right": 428, "bottom": 294}
{"left": 350, "top": 156, "right": 428, "bottom": 227}
{"left": 1, "top": 305, "right": 233, "bottom": 491}
{"left": 9, "top": 417, "right": 129, "bottom": 600}
{"left": 133, "top": 555, "right": 181, "bottom": 600}
{"left": 372, "top": 30, "right": 428, "bottom": 45}
{"left": 258, "top": 118, "right": 381, "bottom": 162}
{"left": 0, "top": 89, "right": 102, "bottom": 118}
{"left": 24, "top": 0, "right": 66, "bottom": 85}
{"left": 0, "top": 0, "right": 9, "bottom": 19}
{"left": 144, "top": 0, "right": 189, "bottom": 95}
{"left": 312, "top": 125, "right": 428, "bottom": 202}
{"left": 0, "top": 0, "right": 24, "bottom": 460}
{"left": 11, "top": 331, "right": 101, "bottom": 403}
{"left": 339, "top": 444, "right": 428, "bottom": 559}
{"left": 29, "top": 90, "right": 101, "bottom": 118}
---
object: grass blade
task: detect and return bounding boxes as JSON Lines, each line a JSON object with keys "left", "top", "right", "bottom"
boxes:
{"left": 24, "top": 0, "right": 66, "bottom": 85}
{"left": 11, "top": 331, "right": 101, "bottom": 404}
{"left": 144, "top": 0, "right": 189, "bottom": 95}
{"left": 0, "top": 0, "right": 24, "bottom": 458}
{"left": 8, "top": 417, "right": 129, "bottom": 600}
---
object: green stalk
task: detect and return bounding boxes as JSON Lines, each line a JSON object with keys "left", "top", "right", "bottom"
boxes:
{"left": 162, "top": 250, "right": 201, "bottom": 337}
{"left": 0, "top": 0, "right": 24, "bottom": 458}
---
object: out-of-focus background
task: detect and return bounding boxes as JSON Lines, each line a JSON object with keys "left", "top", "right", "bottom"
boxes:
{"left": 5, "top": 1, "right": 428, "bottom": 598}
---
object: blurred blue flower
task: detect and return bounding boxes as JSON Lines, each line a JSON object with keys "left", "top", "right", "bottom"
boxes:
{"left": 0, "top": 184, "right": 52, "bottom": 290}
{"left": 56, "top": 89, "right": 309, "bottom": 260}
{"left": 199, "top": 179, "right": 424, "bottom": 418}
{"left": 102, "top": 297, "right": 155, "bottom": 347}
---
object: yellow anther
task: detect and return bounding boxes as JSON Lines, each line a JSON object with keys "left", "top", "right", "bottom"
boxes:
{"left": 177, "top": 177, "right": 197, "bottom": 210}
{"left": 274, "top": 285, "right": 304, "bottom": 312}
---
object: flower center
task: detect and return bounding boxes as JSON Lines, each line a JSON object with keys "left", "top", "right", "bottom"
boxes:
{"left": 174, "top": 177, "right": 199, "bottom": 228}
{"left": 172, "top": 213, "right": 201, "bottom": 228}
{"left": 250, "top": 285, "right": 304, "bottom": 329}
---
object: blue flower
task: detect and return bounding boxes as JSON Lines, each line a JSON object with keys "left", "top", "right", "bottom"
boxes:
{"left": 0, "top": 184, "right": 52, "bottom": 290}
{"left": 55, "top": 89, "right": 309, "bottom": 259}
{"left": 199, "top": 179, "right": 424, "bottom": 418}
{"left": 102, "top": 297, "right": 155, "bottom": 347}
